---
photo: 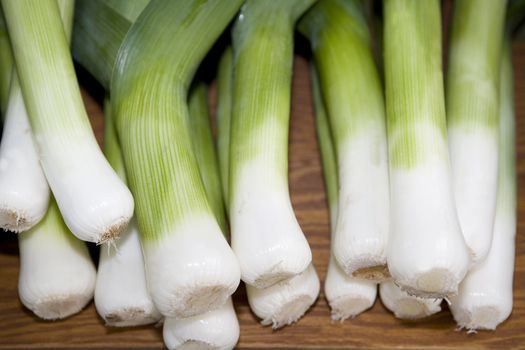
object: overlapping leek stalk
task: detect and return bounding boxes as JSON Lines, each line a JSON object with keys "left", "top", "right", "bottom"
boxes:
{"left": 383, "top": 0, "right": 470, "bottom": 297}
{"left": 94, "top": 99, "right": 160, "bottom": 327}
{"left": 450, "top": 38, "right": 516, "bottom": 331}
{"left": 1, "top": 0, "right": 134, "bottom": 243}
{"left": 299, "top": 0, "right": 390, "bottom": 280}
{"left": 379, "top": 281, "right": 441, "bottom": 320}
{"left": 110, "top": 0, "right": 242, "bottom": 318}
{"left": 447, "top": 0, "right": 508, "bottom": 264}
{"left": 310, "top": 64, "right": 377, "bottom": 320}
{"left": 229, "top": 0, "right": 315, "bottom": 289}
{"left": 0, "top": 9, "right": 12, "bottom": 116}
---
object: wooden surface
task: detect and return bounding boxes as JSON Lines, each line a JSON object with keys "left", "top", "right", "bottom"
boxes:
{"left": 0, "top": 41, "right": 524, "bottom": 350}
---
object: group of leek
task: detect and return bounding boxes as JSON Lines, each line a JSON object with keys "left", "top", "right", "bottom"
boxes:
{"left": 0, "top": 0, "right": 518, "bottom": 347}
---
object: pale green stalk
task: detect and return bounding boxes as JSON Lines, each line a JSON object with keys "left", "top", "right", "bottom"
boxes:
{"left": 446, "top": 0, "right": 508, "bottom": 265}
{"left": 229, "top": 0, "right": 316, "bottom": 288}
{"left": 383, "top": 0, "right": 469, "bottom": 298}
{"left": 2, "top": 0, "right": 134, "bottom": 243}
{"left": 72, "top": 0, "right": 149, "bottom": 89}
{"left": 110, "top": 0, "right": 243, "bottom": 318}
{"left": 299, "top": 0, "right": 390, "bottom": 280}
{"left": 216, "top": 47, "right": 233, "bottom": 207}
{"left": 188, "top": 82, "right": 226, "bottom": 232}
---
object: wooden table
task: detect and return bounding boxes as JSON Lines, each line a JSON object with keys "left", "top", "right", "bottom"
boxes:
{"left": 0, "top": 33, "right": 524, "bottom": 350}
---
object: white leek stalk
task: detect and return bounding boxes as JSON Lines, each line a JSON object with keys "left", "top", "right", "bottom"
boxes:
{"left": 163, "top": 299, "right": 239, "bottom": 350}
{"left": 449, "top": 38, "right": 516, "bottom": 331}
{"left": 18, "top": 197, "right": 96, "bottom": 319}
{"left": 246, "top": 264, "right": 320, "bottom": 329}
{"left": 309, "top": 64, "right": 377, "bottom": 320}
{"left": 229, "top": 0, "right": 315, "bottom": 289}
{"left": 447, "top": 0, "right": 508, "bottom": 264}
{"left": 0, "top": 0, "right": 78, "bottom": 232}
{"left": 216, "top": 45, "right": 319, "bottom": 329}
{"left": 383, "top": 0, "right": 470, "bottom": 298}
{"left": 94, "top": 100, "right": 160, "bottom": 327}
{"left": 299, "top": 0, "right": 390, "bottom": 280}
{"left": 379, "top": 281, "right": 441, "bottom": 320}
{"left": 110, "top": 0, "right": 242, "bottom": 318}
{"left": 1, "top": 0, "right": 134, "bottom": 243}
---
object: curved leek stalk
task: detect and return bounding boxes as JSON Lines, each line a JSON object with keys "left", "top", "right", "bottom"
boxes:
{"left": 447, "top": 0, "right": 508, "bottom": 264}
{"left": 383, "top": 0, "right": 470, "bottom": 298}
{"left": 230, "top": 0, "right": 315, "bottom": 289}
{"left": 0, "top": 0, "right": 77, "bottom": 232}
{"left": 310, "top": 64, "right": 377, "bottom": 320}
{"left": 188, "top": 83, "right": 226, "bottom": 231}
{"left": 299, "top": 0, "right": 390, "bottom": 281}
{"left": 110, "top": 0, "right": 242, "bottom": 318}
{"left": 246, "top": 263, "right": 320, "bottom": 329}
{"left": 379, "top": 281, "right": 441, "bottom": 320}
{"left": 94, "top": 99, "right": 160, "bottom": 327}
{"left": 216, "top": 47, "right": 233, "bottom": 206}
{"left": 163, "top": 299, "right": 239, "bottom": 350}
{"left": 1, "top": 0, "right": 134, "bottom": 243}
{"left": 450, "top": 38, "right": 516, "bottom": 332}
{"left": 18, "top": 197, "right": 96, "bottom": 319}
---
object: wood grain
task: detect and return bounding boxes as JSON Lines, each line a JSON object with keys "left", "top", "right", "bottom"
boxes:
{"left": 0, "top": 40, "right": 524, "bottom": 350}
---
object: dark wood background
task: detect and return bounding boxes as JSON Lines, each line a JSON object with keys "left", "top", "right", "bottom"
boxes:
{"left": 1, "top": 8, "right": 524, "bottom": 350}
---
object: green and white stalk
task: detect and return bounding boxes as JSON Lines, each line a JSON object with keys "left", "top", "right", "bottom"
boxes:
{"left": 379, "top": 281, "right": 441, "bottom": 320}
{"left": 216, "top": 47, "right": 233, "bottom": 206}
{"left": 188, "top": 83, "right": 226, "bottom": 231}
{"left": 18, "top": 197, "right": 96, "bottom": 320}
{"left": 163, "top": 298, "right": 239, "bottom": 350}
{"left": 383, "top": 0, "right": 470, "bottom": 297}
{"left": 310, "top": 63, "right": 377, "bottom": 320}
{"left": 0, "top": 8, "right": 12, "bottom": 116}
{"left": 0, "top": 0, "right": 76, "bottom": 232}
{"left": 1, "top": 0, "right": 134, "bottom": 243}
{"left": 450, "top": 38, "right": 516, "bottom": 331}
{"left": 94, "top": 99, "right": 160, "bottom": 327}
{"left": 110, "top": 0, "right": 242, "bottom": 318}
{"left": 246, "top": 263, "right": 320, "bottom": 329}
{"left": 230, "top": 0, "right": 315, "bottom": 289}
{"left": 72, "top": 0, "right": 148, "bottom": 89}
{"left": 447, "top": 0, "right": 507, "bottom": 265}
{"left": 299, "top": 0, "right": 390, "bottom": 280}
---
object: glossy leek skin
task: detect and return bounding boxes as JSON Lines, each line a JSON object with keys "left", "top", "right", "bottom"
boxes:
{"left": 110, "top": 0, "right": 243, "bottom": 318}
{"left": 447, "top": 0, "right": 508, "bottom": 265}
{"left": 299, "top": 0, "right": 390, "bottom": 280}
{"left": 450, "top": 40, "right": 516, "bottom": 332}
{"left": 229, "top": 0, "right": 315, "bottom": 289}
{"left": 1, "top": 0, "right": 134, "bottom": 244}
{"left": 383, "top": 0, "right": 470, "bottom": 298}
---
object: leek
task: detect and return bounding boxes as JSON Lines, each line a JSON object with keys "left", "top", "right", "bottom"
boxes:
{"left": 379, "top": 281, "right": 442, "bottom": 320}
{"left": 163, "top": 299, "right": 239, "bottom": 350}
{"left": 216, "top": 47, "right": 233, "bottom": 206}
{"left": 110, "top": 0, "right": 242, "bottom": 318}
{"left": 310, "top": 64, "right": 377, "bottom": 320}
{"left": 188, "top": 82, "right": 226, "bottom": 231}
{"left": 383, "top": 0, "right": 470, "bottom": 297}
{"left": 0, "top": 9, "right": 11, "bottom": 116}
{"left": 447, "top": 0, "right": 508, "bottom": 264}
{"left": 94, "top": 99, "right": 160, "bottom": 327}
{"left": 229, "top": 0, "right": 315, "bottom": 289}
{"left": 299, "top": 0, "right": 390, "bottom": 280}
{"left": 1, "top": 0, "right": 134, "bottom": 243}
{"left": 450, "top": 37, "right": 516, "bottom": 331}
{"left": 0, "top": 0, "right": 78, "bottom": 232}
{"left": 18, "top": 197, "right": 96, "bottom": 319}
